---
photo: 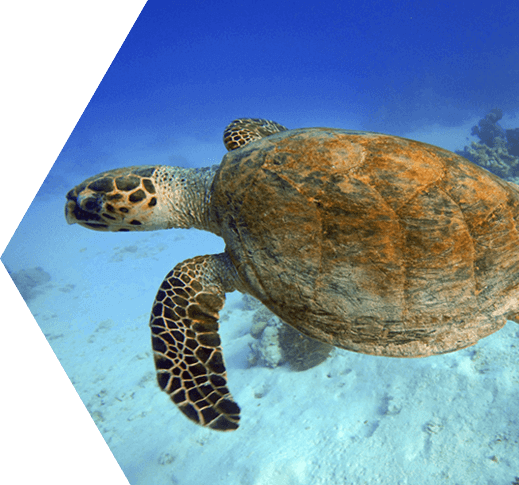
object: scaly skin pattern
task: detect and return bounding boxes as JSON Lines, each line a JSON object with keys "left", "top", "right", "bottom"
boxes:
{"left": 65, "top": 165, "right": 218, "bottom": 233}
{"left": 150, "top": 253, "right": 240, "bottom": 431}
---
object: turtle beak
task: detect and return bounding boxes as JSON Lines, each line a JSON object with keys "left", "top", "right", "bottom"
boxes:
{"left": 64, "top": 188, "right": 80, "bottom": 224}
{"left": 65, "top": 188, "right": 109, "bottom": 230}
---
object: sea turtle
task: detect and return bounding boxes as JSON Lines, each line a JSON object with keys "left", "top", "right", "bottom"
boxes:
{"left": 65, "top": 118, "right": 519, "bottom": 431}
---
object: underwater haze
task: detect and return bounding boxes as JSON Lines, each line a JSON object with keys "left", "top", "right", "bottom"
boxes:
{"left": 2, "top": 1, "right": 519, "bottom": 484}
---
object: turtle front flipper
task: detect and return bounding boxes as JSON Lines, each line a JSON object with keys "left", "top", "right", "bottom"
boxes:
{"left": 149, "top": 253, "right": 241, "bottom": 431}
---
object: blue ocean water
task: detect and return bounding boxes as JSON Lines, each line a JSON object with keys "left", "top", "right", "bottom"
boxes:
{"left": 2, "top": 1, "right": 519, "bottom": 484}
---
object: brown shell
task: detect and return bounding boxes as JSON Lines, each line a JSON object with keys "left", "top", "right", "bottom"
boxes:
{"left": 211, "top": 128, "right": 519, "bottom": 357}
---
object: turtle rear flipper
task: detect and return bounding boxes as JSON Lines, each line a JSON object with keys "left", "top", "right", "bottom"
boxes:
{"left": 149, "top": 253, "right": 240, "bottom": 431}
{"left": 223, "top": 118, "right": 288, "bottom": 151}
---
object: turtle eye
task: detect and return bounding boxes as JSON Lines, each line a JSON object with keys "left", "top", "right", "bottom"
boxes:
{"left": 78, "top": 194, "right": 102, "bottom": 212}
{"left": 84, "top": 199, "right": 99, "bottom": 211}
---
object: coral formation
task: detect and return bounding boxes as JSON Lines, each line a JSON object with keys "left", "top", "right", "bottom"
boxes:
{"left": 460, "top": 139, "right": 519, "bottom": 180}
{"left": 244, "top": 295, "right": 332, "bottom": 371}
{"left": 505, "top": 128, "right": 519, "bottom": 156}
{"left": 470, "top": 108, "right": 506, "bottom": 147}
{"left": 8, "top": 266, "right": 51, "bottom": 301}
{"left": 248, "top": 306, "right": 284, "bottom": 368}
{"left": 456, "top": 109, "right": 519, "bottom": 183}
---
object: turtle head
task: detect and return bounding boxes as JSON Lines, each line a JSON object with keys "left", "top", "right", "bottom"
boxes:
{"left": 65, "top": 118, "right": 288, "bottom": 234}
{"left": 65, "top": 165, "right": 217, "bottom": 233}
